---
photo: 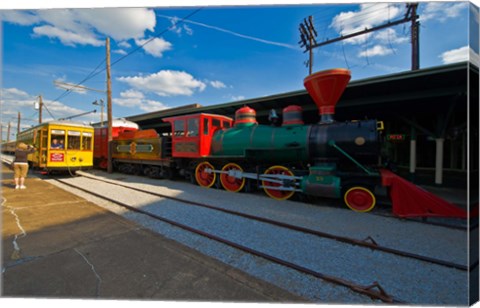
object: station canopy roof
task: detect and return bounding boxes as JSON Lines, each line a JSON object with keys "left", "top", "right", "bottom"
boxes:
{"left": 126, "top": 62, "right": 477, "bottom": 133}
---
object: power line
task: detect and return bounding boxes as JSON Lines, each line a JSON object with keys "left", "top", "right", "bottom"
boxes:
{"left": 299, "top": 3, "right": 419, "bottom": 72}
{"left": 43, "top": 7, "right": 203, "bottom": 119}
{"left": 311, "top": 3, "right": 391, "bottom": 28}
{"left": 81, "top": 7, "right": 204, "bottom": 84}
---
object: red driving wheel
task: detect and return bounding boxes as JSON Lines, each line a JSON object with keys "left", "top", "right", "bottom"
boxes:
{"left": 262, "top": 165, "right": 295, "bottom": 201}
{"left": 195, "top": 162, "right": 216, "bottom": 188}
{"left": 220, "top": 163, "right": 245, "bottom": 193}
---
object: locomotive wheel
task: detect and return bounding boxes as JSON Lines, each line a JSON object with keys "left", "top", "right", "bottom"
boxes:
{"left": 195, "top": 161, "right": 216, "bottom": 188}
{"left": 343, "top": 186, "right": 376, "bottom": 212}
{"left": 262, "top": 165, "right": 295, "bottom": 201}
{"left": 220, "top": 163, "right": 245, "bottom": 193}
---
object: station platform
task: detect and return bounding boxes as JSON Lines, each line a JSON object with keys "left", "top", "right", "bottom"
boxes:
{"left": 1, "top": 164, "right": 303, "bottom": 303}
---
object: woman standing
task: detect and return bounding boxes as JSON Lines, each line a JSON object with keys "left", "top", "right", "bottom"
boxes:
{"left": 13, "top": 142, "right": 36, "bottom": 189}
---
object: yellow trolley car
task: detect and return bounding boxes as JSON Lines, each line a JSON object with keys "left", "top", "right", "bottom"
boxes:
{"left": 16, "top": 121, "right": 94, "bottom": 173}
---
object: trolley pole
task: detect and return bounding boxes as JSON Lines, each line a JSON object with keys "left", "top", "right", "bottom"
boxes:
{"left": 106, "top": 37, "right": 113, "bottom": 173}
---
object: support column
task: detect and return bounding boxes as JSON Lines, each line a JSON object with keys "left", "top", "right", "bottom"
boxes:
{"left": 409, "top": 127, "right": 416, "bottom": 182}
{"left": 435, "top": 138, "right": 444, "bottom": 185}
{"left": 461, "top": 132, "right": 466, "bottom": 171}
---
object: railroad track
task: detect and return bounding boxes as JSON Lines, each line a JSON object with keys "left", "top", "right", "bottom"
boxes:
{"left": 72, "top": 172, "right": 471, "bottom": 272}
{"left": 53, "top": 175, "right": 399, "bottom": 303}
{"left": 47, "top": 171, "right": 471, "bottom": 304}
{"left": 2, "top": 152, "right": 470, "bottom": 232}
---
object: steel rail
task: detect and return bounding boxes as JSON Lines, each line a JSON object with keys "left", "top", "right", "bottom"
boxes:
{"left": 77, "top": 173, "right": 469, "bottom": 272}
{"left": 55, "top": 178, "right": 403, "bottom": 304}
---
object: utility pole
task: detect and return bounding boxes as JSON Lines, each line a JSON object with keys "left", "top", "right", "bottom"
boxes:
{"left": 17, "top": 112, "right": 21, "bottom": 137}
{"left": 409, "top": 4, "right": 420, "bottom": 70}
{"left": 106, "top": 37, "right": 113, "bottom": 173}
{"left": 7, "top": 122, "right": 11, "bottom": 143}
{"left": 38, "top": 95, "right": 43, "bottom": 124}
{"left": 299, "top": 16, "right": 317, "bottom": 75}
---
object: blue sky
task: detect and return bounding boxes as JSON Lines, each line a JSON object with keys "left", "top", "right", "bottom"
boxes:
{"left": 1, "top": 1, "right": 479, "bottom": 141}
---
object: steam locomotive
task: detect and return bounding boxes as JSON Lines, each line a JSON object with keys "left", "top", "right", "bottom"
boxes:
{"left": 94, "top": 69, "right": 385, "bottom": 212}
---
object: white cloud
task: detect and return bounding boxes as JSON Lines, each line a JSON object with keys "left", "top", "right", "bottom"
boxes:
{"left": 330, "top": 3, "right": 402, "bottom": 45}
{"left": 2, "top": 88, "right": 31, "bottom": 99}
{"left": 33, "top": 25, "right": 104, "bottom": 46}
{"left": 134, "top": 37, "right": 172, "bottom": 58}
{"left": 113, "top": 89, "right": 144, "bottom": 107}
{"left": 113, "top": 49, "right": 128, "bottom": 55}
{"left": 113, "top": 89, "right": 168, "bottom": 112}
{"left": 168, "top": 16, "right": 194, "bottom": 36}
{"left": 209, "top": 80, "right": 226, "bottom": 89}
{"left": 183, "top": 24, "right": 193, "bottom": 36}
{"left": 440, "top": 46, "right": 480, "bottom": 66}
{"left": 0, "top": 87, "right": 90, "bottom": 126}
{"left": 142, "top": 100, "right": 169, "bottom": 112}
{"left": 358, "top": 45, "right": 395, "bottom": 58}
{"left": 117, "top": 70, "right": 206, "bottom": 97}
{"left": 421, "top": 2, "right": 468, "bottom": 22}
{"left": 230, "top": 95, "right": 245, "bottom": 101}
{"left": 374, "top": 29, "right": 409, "bottom": 44}
{"left": 0, "top": 10, "right": 41, "bottom": 25}
{"left": 53, "top": 78, "right": 88, "bottom": 94}
{"left": 117, "top": 41, "right": 132, "bottom": 48}
{"left": 74, "top": 8, "right": 156, "bottom": 41}
{"left": 2, "top": 8, "right": 157, "bottom": 47}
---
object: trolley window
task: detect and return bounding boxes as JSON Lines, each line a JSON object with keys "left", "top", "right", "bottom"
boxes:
{"left": 50, "top": 129, "right": 65, "bottom": 149}
{"left": 82, "top": 132, "right": 93, "bottom": 150}
{"left": 67, "top": 131, "right": 81, "bottom": 150}
{"left": 223, "top": 121, "right": 231, "bottom": 129}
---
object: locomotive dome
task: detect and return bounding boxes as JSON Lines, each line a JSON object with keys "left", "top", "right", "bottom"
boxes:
{"left": 282, "top": 105, "right": 304, "bottom": 126}
{"left": 234, "top": 106, "right": 257, "bottom": 126}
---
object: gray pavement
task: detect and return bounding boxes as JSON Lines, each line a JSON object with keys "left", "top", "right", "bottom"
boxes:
{"left": 1, "top": 164, "right": 305, "bottom": 302}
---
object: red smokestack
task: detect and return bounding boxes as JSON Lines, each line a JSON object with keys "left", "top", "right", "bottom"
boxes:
{"left": 303, "top": 68, "right": 351, "bottom": 124}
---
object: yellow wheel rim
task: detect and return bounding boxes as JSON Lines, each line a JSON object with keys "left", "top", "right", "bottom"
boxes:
{"left": 195, "top": 162, "right": 216, "bottom": 188}
{"left": 220, "top": 163, "right": 245, "bottom": 193}
{"left": 262, "top": 165, "right": 295, "bottom": 201}
{"left": 344, "top": 186, "right": 376, "bottom": 212}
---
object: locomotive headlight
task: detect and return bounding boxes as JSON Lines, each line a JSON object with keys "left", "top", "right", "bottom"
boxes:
{"left": 71, "top": 157, "right": 77, "bottom": 162}
{"left": 355, "top": 137, "right": 366, "bottom": 146}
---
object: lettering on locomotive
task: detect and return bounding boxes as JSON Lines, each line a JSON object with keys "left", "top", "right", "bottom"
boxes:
{"left": 175, "top": 142, "right": 198, "bottom": 153}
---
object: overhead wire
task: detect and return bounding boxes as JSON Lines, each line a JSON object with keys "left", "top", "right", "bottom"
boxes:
{"left": 313, "top": 4, "right": 407, "bottom": 39}
{"left": 83, "top": 7, "right": 204, "bottom": 83}
{"left": 310, "top": 3, "right": 386, "bottom": 26}
{"left": 52, "top": 59, "right": 107, "bottom": 104}
{"left": 43, "top": 7, "right": 203, "bottom": 120}
{"left": 312, "top": 3, "right": 390, "bottom": 28}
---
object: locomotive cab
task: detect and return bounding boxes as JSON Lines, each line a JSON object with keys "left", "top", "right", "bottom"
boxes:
{"left": 163, "top": 113, "right": 233, "bottom": 158}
